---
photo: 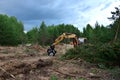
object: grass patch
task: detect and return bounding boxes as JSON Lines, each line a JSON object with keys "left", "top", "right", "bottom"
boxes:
{"left": 50, "top": 75, "right": 58, "bottom": 80}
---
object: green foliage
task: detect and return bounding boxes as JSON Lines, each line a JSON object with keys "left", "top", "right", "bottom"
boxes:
{"left": 62, "top": 44, "right": 98, "bottom": 62}
{"left": 50, "top": 75, "right": 58, "bottom": 80}
{"left": 99, "top": 41, "right": 120, "bottom": 66}
{"left": 47, "top": 24, "right": 81, "bottom": 44}
{"left": 108, "top": 6, "right": 120, "bottom": 42}
{"left": 83, "top": 24, "right": 94, "bottom": 43}
{"left": 83, "top": 23, "right": 113, "bottom": 44}
{"left": 0, "top": 14, "right": 25, "bottom": 46}
{"left": 27, "top": 22, "right": 81, "bottom": 46}
{"left": 62, "top": 41, "right": 120, "bottom": 67}
{"left": 38, "top": 21, "right": 49, "bottom": 46}
{"left": 26, "top": 27, "right": 39, "bottom": 43}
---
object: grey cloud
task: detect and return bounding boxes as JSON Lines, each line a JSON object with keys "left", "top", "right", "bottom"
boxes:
{"left": 0, "top": 0, "right": 114, "bottom": 31}
{"left": 3, "top": 0, "right": 77, "bottom": 20}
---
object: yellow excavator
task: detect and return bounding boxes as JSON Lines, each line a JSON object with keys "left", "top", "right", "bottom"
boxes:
{"left": 47, "top": 33, "right": 79, "bottom": 56}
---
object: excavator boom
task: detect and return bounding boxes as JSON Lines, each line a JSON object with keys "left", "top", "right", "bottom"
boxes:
{"left": 47, "top": 33, "right": 79, "bottom": 56}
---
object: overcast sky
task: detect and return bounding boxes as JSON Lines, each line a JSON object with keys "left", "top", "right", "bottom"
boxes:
{"left": 0, "top": 0, "right": 120, "bottom": 31}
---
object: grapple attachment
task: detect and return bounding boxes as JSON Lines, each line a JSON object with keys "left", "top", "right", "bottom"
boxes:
{"left": 47, "top": 45, "right": 56, "bottom": 56}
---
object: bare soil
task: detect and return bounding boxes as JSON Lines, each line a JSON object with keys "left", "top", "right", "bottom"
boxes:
{"left": 0, "top": 44, "right": 112, "bottom": 80}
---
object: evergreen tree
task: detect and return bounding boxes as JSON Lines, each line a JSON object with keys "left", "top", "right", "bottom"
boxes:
{"left": 0, "top": 14, "right": 25, "bottom": 46}
{"left": 27, "top": 27, "right": 38, "bottom": 43}
{"left": 83, "top": 24, "right": 94, "bottom": 43}
{"left": 38, "top": 21, "right": 49, "bottom": 45}
{"left": 108, "top": 6, "right": 120, "bottom": 42}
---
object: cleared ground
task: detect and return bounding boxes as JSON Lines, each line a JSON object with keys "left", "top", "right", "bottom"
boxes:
{"left": 0, "top": 44, "right": 112, "bottom": 80}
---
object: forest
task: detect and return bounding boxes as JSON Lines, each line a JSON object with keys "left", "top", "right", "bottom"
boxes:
{"left": 0, "top": 6, "right": 120, "bottom": 68}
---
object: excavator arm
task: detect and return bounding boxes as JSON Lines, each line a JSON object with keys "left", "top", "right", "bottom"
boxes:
{"left": 47, "top": 33, "right": 79, "bottom": 56}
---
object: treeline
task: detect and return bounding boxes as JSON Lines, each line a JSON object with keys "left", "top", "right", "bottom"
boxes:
{"left": 26, "top": 21, "right": 81, "bottom": 45}
{"left": 0, "top": 14, "right": 81, "bottom": 46}
{"left": 0, "top": 14, "right": 26, "bottom": 46}
{"left": 83, "top": 22, "right": 114, "bottom": 44}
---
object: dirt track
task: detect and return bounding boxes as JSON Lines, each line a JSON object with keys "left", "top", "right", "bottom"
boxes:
{"left": 0, "top": 44, "right": 112, "bottom": 80}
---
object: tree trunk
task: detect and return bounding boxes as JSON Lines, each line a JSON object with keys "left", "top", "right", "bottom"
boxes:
{"left": 114, "top": 23, "right": 119, "bottom": 42}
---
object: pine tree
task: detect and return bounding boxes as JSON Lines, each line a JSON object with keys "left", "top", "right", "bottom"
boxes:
{"left": 108, "top": 6, "right": 120, "bottom": 42}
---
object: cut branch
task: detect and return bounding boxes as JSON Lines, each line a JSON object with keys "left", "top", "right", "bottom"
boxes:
{"left": 0, "top": 67, "right": 15, "bottom": 79}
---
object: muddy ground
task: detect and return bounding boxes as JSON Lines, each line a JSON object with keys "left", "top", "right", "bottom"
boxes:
{"left": 0, "top": 44, "right": 113, "bottom": 80}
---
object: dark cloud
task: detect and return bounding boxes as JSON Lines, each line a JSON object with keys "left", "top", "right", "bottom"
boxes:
{"left": 2, "top": 0, "right": 77, "bottom": 21}
{"left": 1, "top": 0, "right": 62, "bottom": 20}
